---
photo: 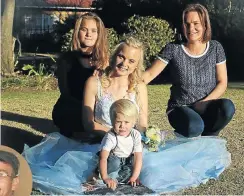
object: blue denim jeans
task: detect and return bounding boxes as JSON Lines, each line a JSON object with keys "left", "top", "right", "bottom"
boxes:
{"left": 107, "top": 154, "right": 133, "bottom": 183}
{"left": 168, "top": 98, "right": 235, "bottom": 137}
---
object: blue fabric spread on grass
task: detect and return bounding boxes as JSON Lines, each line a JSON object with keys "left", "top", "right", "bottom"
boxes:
{"left": 23, "top": 133, "right": 100, "bottom": 195}
{"left": 140, "top": 137, "right": 231, "bottom": 193}
{"left": 23, "top": 132, "right": 231, "bottom": 195}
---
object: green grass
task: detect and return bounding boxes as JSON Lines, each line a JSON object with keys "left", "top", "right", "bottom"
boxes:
{"left": 1, "top": 85, "right": 244, "bottom": 195}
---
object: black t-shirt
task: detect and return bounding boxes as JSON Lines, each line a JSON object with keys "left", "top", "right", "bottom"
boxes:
{"left": 56, "top": 51, "right": 96, "bottom": 101}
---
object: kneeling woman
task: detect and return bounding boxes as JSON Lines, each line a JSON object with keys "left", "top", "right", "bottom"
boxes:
{"left": 142, "top": 3, "right": 235, "bottom": 137}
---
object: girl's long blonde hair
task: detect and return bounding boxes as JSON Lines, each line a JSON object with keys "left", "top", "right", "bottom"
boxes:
{"left": 72, "top": 12, "right": 109, "bottom": 70}
{"left": 101, "top": 36, "right": 145, "bottom": 93}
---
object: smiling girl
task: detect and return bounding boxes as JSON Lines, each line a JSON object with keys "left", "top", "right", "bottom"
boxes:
{"left": 82, "top": 36, "right": 148, "bottom": 142}
{"left": 52, "top": 13, "right": 109, "bottom": 138}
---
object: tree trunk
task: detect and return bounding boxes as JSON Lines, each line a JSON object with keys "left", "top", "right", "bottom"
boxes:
{"left": 1, "top": 0, "right": 15, "bottom": 75}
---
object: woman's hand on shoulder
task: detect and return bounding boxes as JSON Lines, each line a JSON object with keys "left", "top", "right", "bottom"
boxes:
{"left": 93, "top": 68, "right": 104, "bottom": 77}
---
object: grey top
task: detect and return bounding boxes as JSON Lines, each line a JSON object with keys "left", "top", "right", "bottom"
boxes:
{"left": 157, "top": 40, "right": 226, "bottom": 112}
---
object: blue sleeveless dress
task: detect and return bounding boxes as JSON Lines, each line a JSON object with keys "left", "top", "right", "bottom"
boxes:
{"left": 23, "top": 79, "right": 231, "bottom": 195}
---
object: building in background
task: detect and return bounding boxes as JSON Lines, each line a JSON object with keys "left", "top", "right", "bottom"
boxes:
{"left": 14, "top": 0, "right": 95, "bottom": 52}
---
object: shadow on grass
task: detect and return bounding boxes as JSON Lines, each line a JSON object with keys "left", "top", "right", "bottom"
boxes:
{"left": 227, "top": 86, "right": 244, "bottom": 90}
{"left": 228, "top": 83, "right": 244, "bottom": 90}
{"left": 1, "top": 126, "right": 43, "bottom": 153}
{"left": 1, "top": 111, "right": 58, "bottom": 134}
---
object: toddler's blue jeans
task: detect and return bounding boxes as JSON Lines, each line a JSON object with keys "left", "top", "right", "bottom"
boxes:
{"left": 107, "top": 154, "right": 133, "bottom": 183}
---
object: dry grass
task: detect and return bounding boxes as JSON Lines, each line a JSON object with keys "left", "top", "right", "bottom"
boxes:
{"left": 1, "top": 84, "right": 244, "bottom": 195}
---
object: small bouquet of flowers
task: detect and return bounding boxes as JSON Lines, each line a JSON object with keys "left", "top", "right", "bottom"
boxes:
{"left": 141, "top": 125, "right": 168, "bottom": 152}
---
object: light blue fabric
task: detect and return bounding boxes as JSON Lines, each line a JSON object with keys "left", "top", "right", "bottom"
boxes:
{"left": 140, "top": 136, "right": 231, "bottom": 193}
{"left": 23, "top": 133, "right": 231, "bottom": 195}
{"left": 22, "top": 82, "right": 231, "bottom": 194}
{"left": 23, "top": 133, "right": 100, "bottom": 195}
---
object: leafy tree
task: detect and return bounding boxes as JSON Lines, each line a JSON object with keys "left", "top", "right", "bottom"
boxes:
{"left": 61, "top": 29, "right": 74, "bottom": 52}
{"left": 1, "top": 0, "right": 16, "bottom": 75}
{"left": 123, "top": 15, "right": 175, "bottom": 68}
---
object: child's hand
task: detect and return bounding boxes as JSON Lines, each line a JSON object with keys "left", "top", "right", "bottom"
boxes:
{"left": 128, "top": 177, "right": 140, "bottom": 187}
{"left": 103, "top": 178, "right": 117, "bottom": 190}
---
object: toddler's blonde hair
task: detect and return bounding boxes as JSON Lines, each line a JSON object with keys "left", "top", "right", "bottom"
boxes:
{"left": 110, "top": 99, "right": 139, "bottom": 125}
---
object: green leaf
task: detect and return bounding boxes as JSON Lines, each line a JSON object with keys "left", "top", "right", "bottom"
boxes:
{"left": 22, "top": 64, "right": 34, "bottom": 71}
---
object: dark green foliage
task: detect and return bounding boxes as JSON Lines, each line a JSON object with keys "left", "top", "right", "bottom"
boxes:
{"left": 123, "top": 15, "right": 175, "bottom": 68}
{"left": 61, "top": 29, "right": 73, "bottom": 52}
{"left": 107, "top": 28, "right": 120, "bottom": 53}
{"left": 51, "top": 16, "right": 76, "bottom": 52}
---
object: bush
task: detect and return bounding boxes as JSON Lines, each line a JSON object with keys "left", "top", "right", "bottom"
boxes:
{"left": 123, "top": 15, "right": 175, "bottom": 68}
{"left": 107, "top": 28, "right": 120, "bottom": 53}
{"left": 53, "top": 16, "right": 76, "bottom": 52}
{"left": 61, "top": 29, "right": 74, "bottom": 52}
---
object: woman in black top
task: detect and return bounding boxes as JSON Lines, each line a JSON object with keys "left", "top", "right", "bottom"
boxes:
{"left": 142, "top": 4, "right": 235, "bottom": 137}
{"left": 52, "top": 13, "right": 109, "bottom": 138}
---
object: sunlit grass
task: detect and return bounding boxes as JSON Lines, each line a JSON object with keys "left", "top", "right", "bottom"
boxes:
{"left": 1, "top": 85, "right": 244, "bottom": 195}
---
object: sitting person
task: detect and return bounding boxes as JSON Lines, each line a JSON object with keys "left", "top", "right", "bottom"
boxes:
{"left": 99, "top": 99, "right": 142, "bottom": 190}
{"left": 142, "top": 3, "right": 235, "bottom": 137}
{"left": 52, "top": 12, "right": 109, "bottom": 138}
{"left": 82, "top": 36, "right": 148, "bottom": 142}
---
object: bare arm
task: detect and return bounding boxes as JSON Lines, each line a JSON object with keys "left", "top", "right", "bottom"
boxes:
{"left": 131, "top": 152, "right": 142, "bottom": 179}
{"left": 202, "top": 62, "right": 227, "bottom": 101}
{"left": 128, "top": 152, "right": 142, "bottom": 186}
{"left": 99, "top": 150, "right": 117, "bottom": 190}
{"left": 142, "top": 59, "right": 167, "bottom": 84}
{"left": 136, "top": 82, "right": 148, "bottom": 133}
{"left": 82, "top": 76, "right": 111, "bottom": 135}
{"left": 99, "top": 150, "right": 110, "bottom": 181}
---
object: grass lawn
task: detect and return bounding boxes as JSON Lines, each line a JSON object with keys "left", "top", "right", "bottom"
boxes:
{"left": 1, "top": 85, "right": 244, "bottom": 195}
